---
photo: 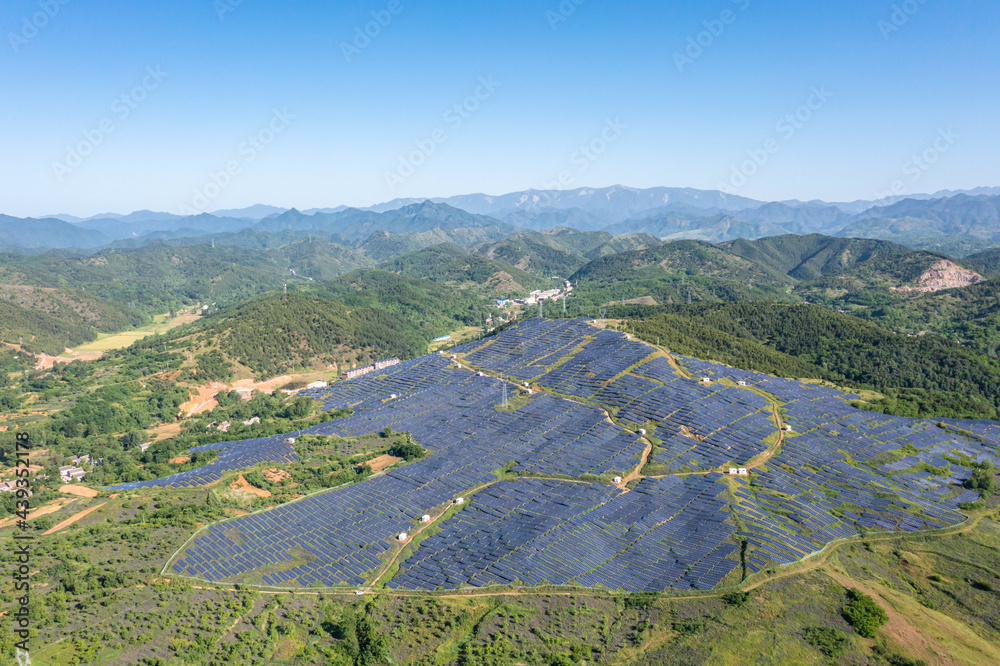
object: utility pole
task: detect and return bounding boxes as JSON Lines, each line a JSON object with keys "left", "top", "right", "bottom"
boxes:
{"left": 284, "top": 283, "right": 287, "bottom": 295}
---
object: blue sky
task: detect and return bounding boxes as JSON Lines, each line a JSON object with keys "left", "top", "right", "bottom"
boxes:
{"left": 2, "top": 0, "right": 997, "bottom": 217}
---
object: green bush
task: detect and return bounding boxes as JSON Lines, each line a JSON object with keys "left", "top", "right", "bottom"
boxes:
{"left": 390, "top": 441, "right": 425, "bottom": 462}
{"left": 804, "top": 626, "right": 851, "bottom": 657}
{"left": 721, "top": 590, "right": 752, "bottom": 608}
{"left": 842, "top": 589, "right": 889, "bottom": 638}
{"left": 966, "top": 467, "right": 996, "bottom": 498}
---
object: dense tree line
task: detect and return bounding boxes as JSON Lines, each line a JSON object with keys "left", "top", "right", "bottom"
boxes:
{"left": 617, "top": 303, "right": 1000, "bottom": 419}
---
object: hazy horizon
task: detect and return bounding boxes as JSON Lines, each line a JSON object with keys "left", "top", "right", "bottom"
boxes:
{"left": 5, "top": 0, "right": 999, "bottom": 218}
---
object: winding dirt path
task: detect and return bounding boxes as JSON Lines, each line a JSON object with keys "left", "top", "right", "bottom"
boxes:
{"left": 43, "top": 502, "right": 106, "bottom": 535}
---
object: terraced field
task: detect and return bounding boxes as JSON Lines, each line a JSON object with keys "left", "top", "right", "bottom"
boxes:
{"left": 110, "top": 318, "right": 1000, "bottom": 593}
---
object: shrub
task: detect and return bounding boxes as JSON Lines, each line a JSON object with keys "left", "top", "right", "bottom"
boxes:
{"left": 804, "top": 626, "right": 851, "bottom": 658}
{"left": 966, "top": 467, "right": 996, "bottom": 498}
{"left": 721, "top": 591, "right": 752, "bottom": 608}
{"left": 390, "top": 442, "right": 425, "bottom": 462}
{"left": 842, "top": 589, "right": 889, "bottom": 638}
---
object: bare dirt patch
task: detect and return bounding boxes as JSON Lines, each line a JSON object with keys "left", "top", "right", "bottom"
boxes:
{"left": 231, "top": 475, "right": 271, "bottom": 498}
{"left": 894, "top": 260, "right": 984, "bottom": 293}
{"left": 43, "top": 502, "right": 107, "bottom": 535}
{"left": 169, "top": 456, "right": 191, "bottom": 465}
{"left": 0, "top": 498, "right": 76, "bottom": 528}
{"left": 148, "top": 422, "right": 182, "bottom": 440}
{"left": 59, "top": 485, "right": 100, "bottom": 498}
{"left": 679, "top": 425, "right": 706, "bottom": 443}
{"left": 2, "top": 464, "right": 42, "bottom": 478}
{"left": 180, "top": 382, "right": 228, "bottom": 417}
{"left": 366, "top": 455, "right": 403, "bottom": 474}
{"left": 262, "top": 468, "right": 292, "bottom": 484}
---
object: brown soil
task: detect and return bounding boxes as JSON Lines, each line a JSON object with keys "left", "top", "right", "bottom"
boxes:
{"left": 0, "top": 498, "right": 76, "bottom": 528}
{"left": 679, "top": 425, "right": 706, "bottom": 443}
{"left": 262, "top": 468, "right": 292, "bottom": 484}
{"left": 43, "top": 502, "right": 107, "bottom": 535}
{"left": 34, "top": 353, "right": 79, "bottom": 370}
{"left": 367, "top": 454, "right": 404, "bottom": 474}
{"left": 59, "top": 485, "right": 100, "bottom": 498}
{"left": 180, "top": 382, "right": 228, "bottom": 417}
{"left": 231, "top": 475, "right": 271, "bottom": 498}
{"left": 148, "top": 422, "right": 182, "bottom": 440}
{"left": 169, "top": 456, "right": 191, "bottom": 465}
{"left": 894, "top": 260, "right": 984, "bottom": 293}
{"left": 2, "top": 464, "right": 42, "bottom": 478}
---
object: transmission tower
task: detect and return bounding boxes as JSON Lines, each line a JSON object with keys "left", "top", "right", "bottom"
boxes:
{"left": 502, "top": 376, "right": 508, "bottom": 409}
{"left": 687, "top": 286, "right": 693, "bottom": 304}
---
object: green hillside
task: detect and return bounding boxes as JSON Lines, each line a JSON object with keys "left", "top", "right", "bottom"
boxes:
{"left": 617, "top": 302, "right": 1000, "bottom": 419}
{"left": 0, "top": 299, "right": 101, "bottom": 355}
{"left": 720, "top": 234, "right": 915, "bottom": 280}
{"left": 138, "top": 270, "right": 498, "bottom": 379}
{"left": 380, "top": 243, "right": 548, "bottom": 294}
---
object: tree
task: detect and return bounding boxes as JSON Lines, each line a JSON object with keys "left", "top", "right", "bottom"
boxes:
{"left": 120, "top": 430, "right": 146, "bottom": 449}
{"left": 966, "top": 466, "right": 996, "bottom": 498}
{"left": 842, "top": 589, "right": 888, "bottom": 638}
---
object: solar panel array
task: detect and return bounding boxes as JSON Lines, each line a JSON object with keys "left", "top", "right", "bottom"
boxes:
{"left": 388, "top": 475, "right": 738, "bottom": 592}
{"left": 138, "top": 317, "right": 1000, "bottom": 593}
{"left": 109, "top": 435, "right": 297, "bottom": 490}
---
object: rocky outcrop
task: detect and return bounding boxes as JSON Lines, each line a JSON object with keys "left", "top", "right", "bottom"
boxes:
{"left": 894, "top": 260, "right": 984, "bottom": 293}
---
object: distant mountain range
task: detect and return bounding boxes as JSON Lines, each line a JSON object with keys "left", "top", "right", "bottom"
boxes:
{"left": 5, "top": 185, "right": 996, "bottom": 255}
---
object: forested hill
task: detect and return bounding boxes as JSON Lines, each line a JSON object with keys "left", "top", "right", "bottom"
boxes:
{"left": 719, "top": 234, "right": 916, "bottom": 280}
{"left": 0, "top": 287, "right": 145, "bottom": 355}
{"left": 134, "top": 270, "right": 497, "bottom": 379}
{"left": 379, "top": 243, "right": 550, "bottom": 294}
{"left": 616, "top": 303, "right": 1000, "bottom": 419}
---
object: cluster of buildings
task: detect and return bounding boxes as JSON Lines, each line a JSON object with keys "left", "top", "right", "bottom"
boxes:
{"left": 510, "top": 281, "right": 574, "bottom": 307}
{"left": 341, "top": 357, "right": 401, "bottom": 381}
{"left": 60, "top": 465, "right": 87, "bottom": 483}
